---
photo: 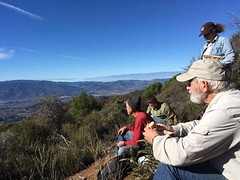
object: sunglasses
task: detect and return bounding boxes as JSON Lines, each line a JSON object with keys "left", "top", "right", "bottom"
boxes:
{"left": 186, "top": 78, "right": 195, "bottom": 87}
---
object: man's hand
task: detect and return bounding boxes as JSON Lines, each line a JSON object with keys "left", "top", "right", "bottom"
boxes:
{"left": 143, "top": 127, "right": 159, "bottom": 145}
{"left": 143, "top": 123, "right": 174, "bottom": 144}
{"left": 117, "top": 141, "right": 125, "bottom": 147}
{"left": 155, "top": 123, "right": 173, "bottom": 132}
{"left": 118, "top": 126, "right": 127, "bottom": 135}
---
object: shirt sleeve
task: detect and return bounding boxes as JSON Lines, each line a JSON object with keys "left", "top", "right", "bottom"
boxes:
{"left": 153, "top": 109, "right": 237, "bottom": 166}
{"left": 124, "top": 115, "right": 146, "bottom": 146}
{"left": 126, "top": 125, "right": 134, "bottom": 131}
{"left": 146, "top": 106, "right": 151, "bottom": 115}
{"left": 172, "top": 120, "right": 199, "bottom": 137}
{"left": 221, "top": 38, "right": 235, "bottom": 65}
{"left": 161, "top": 103, "right": 174, "bottom": 119}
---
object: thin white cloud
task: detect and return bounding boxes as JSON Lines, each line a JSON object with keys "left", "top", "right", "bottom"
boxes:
{"left": 59, "top": 55, "right": 85, "bottom": 61}
{"left": 0, "top": 48, "right": 15, "bottom": 59}
{"left": 0, "top": 1, "right": 43, "bottom": 20}
{"left": 16, "top": 47, "right": 40, "bottom": 53}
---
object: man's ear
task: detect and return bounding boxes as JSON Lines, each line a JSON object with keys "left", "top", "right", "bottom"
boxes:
{"left": 201, "top": 81, "right": 209, "bottom": 93}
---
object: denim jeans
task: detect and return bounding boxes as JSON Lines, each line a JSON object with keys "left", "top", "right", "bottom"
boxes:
{"left": 115, "top": 130, "right": 139, "bottom": 157}
{"left": 153, "top": 162, "right": 226, "bottom": 180}
{"left": 151, "top": 115, "right": 169, "bottom": 125}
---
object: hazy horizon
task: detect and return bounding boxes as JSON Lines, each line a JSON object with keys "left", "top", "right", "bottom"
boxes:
{"left": 0, "top": 71, "right": 181, "bottom": 82}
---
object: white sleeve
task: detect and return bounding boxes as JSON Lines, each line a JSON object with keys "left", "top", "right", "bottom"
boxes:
{"left": 172, "top": 120, "right": 199, "bottom": 137}
{"left": 152, "top": 109, "right": 237, "bottom": 166}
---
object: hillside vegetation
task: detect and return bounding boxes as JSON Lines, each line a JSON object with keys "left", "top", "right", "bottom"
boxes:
{"left": 0, "top": 31, "right": 239, "bottom": 179}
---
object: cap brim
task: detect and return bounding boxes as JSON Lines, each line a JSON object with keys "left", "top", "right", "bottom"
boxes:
{"left": 199, "top": 29, "right": 212, "bottom": 37}
{"left": 176, "top": 73, "right": 195, "bottom": 82}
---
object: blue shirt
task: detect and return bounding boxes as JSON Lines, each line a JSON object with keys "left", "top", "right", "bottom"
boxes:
{"left": 200, "top": 36, "right": 235, "bottom": 65}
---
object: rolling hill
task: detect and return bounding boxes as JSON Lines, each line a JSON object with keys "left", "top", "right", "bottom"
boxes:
{"left": 0, "top": 79, "right": 169, "bottom": 101}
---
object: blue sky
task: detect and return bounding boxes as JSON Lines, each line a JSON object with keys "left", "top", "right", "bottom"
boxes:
{"left": 0, "top": 0, "right": 239, "bottom": 82}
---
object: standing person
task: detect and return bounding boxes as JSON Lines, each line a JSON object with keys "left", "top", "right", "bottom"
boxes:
{"left": 116, "top": 95, "right": 154, "bottom": 157}
{"left": 143, "top": 59, "right": 240, "bottom": 180}
{"left": 145, "top": 94, "right": 178, "bottom": 125}
{"left": 198, "top": 22, "right": 235, "bottom": 120}
{"left": 199, "top": 22, "right": 235, "bottom": 77}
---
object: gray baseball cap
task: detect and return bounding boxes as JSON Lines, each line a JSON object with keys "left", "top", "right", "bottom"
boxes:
{"left": 176, "top": 59, "right": 226, "bottom": 82}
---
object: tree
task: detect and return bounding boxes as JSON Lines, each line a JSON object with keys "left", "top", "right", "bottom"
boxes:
{"left": 143, "top": 82, "right": 162, "bottom": 96}
{"left": 36, "top": 95, "right": 66, "bottom": 132}
{"left": 231, "top": 33, "right": 240, "bottom": 88}
{"left": 227, "top": 12, "right": 240, "bottom": 30}
{"left": 68, "top": 93, "right": 99, "bottom": 122}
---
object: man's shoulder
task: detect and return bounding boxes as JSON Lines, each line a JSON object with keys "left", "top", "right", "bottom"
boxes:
{"left": 217, "top": 36, "right": 230, "bottom": 42}
{"left": 137, "top": 111, "right": 148, "bottom": 116}
{"left": 160, "top": 102, "right": 170, "bottom": 108}
{"left": 223, "top": 89, "right": 240, "bottom": 99}
{"left": 136, "top": 111, "right": 152, "bottom": 120}
{"left": 214, "top": 89, "right": 240, "bottom": 105}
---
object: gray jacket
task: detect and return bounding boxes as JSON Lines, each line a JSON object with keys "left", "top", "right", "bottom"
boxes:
{"left": 153, "top": 89, "right": 240, "bottom": 180}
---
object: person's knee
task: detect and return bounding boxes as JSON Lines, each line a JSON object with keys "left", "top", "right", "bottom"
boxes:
{"left": 118, "top": 146, "right": 139, "bottom": 158}
{"left": 153, "top": 163, "right": 174, "bottom": 180}
{"left": 117, "top": 147, "right": 125, "bottom": 156}
{"left": 118, "top": 146, "right": 130, "bottom": 157}
{"left": 156, "top": 163, "right": 169, "bottom": 173}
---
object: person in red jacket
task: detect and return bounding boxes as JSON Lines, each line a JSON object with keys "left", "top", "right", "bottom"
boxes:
{"left": 116, "top": 95, "right": 154, "bottom": 157}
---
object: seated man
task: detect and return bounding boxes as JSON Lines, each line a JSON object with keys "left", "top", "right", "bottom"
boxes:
{"left": 143, "top": 59, "right": 240, "bottom": 180}
{"left": 145, "top": 94, "right": 178, "bottom": 125}
{"left": 116, "top": 95, "right": 154, "bottom": 158}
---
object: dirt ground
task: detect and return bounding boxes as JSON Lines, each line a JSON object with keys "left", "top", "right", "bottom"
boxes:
{"left": 66, "top": 152, "right": 134, "bottom": 180}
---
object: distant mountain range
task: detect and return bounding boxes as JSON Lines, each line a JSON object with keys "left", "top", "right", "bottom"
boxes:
{"left": 0, "top": 71, "right": 181, "bottom": 101}
{"left": 83, "top": 71, "right": 181, "bottom": 81}
{"left": 0, "top": 79, "right": 169, "bottom": 101}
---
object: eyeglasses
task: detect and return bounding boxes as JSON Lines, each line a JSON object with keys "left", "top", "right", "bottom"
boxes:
{"left": 186, "top": 78, "right": 195, "bottom": 87}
